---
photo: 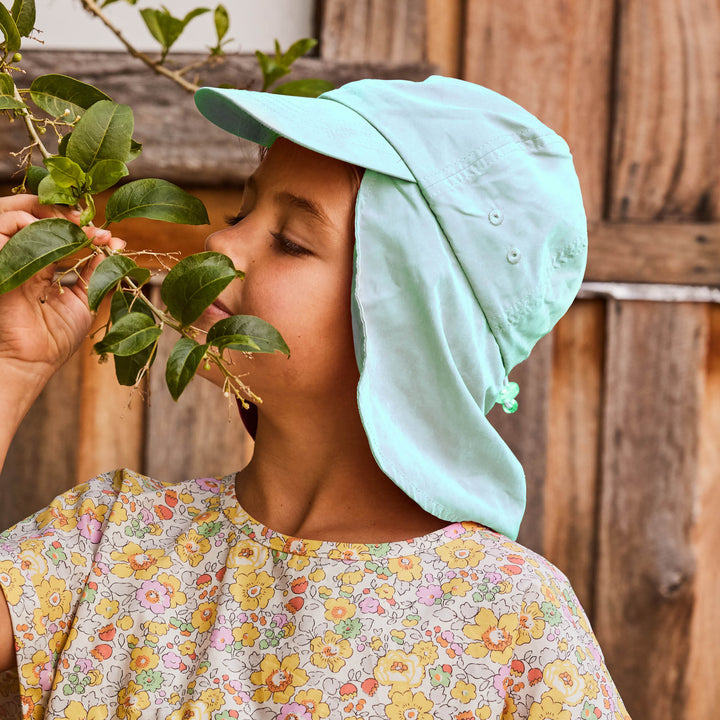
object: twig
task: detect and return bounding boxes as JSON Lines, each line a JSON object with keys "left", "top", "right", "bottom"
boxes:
{"left": 78, "top": 0, "right": 199, "bottom": 94}
{"left": 12, "top": 83, "right": 52, "bottom": 159}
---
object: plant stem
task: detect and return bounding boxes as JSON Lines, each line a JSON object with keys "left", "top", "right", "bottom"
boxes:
{"left": 12, "top": 82, "right": 52, "bottom": 159}
{"left": 78, "top": 0, "right": 199, "bottom": 94}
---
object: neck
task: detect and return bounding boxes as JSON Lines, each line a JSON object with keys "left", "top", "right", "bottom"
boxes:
{"left": 234, "top": 399, "right": 447, "bottom": 543}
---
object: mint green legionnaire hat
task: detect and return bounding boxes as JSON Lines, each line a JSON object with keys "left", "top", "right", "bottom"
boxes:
{"left": 195, "top": 76, "right": 588, "bottom": 540}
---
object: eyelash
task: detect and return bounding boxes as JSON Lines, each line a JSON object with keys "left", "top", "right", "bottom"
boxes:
{"left": 224, "top": 213, "right": 310, "bottom": 257}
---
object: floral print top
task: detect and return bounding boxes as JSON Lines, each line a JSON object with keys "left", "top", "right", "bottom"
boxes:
{"left": 0, "top": 469, "right": 630, "bottom": 720}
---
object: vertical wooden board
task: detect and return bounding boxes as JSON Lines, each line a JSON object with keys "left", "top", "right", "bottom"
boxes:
{"left": 75, "top": 301, "right": 145, "bottom": 483}
{"left": 487, "top": 332, "right": 553, "bottom": 553}
{"left": 687, "top": 304, "right": 720, "bottom": 718}
{"left": 609, "top": 0, "right": 720, "bottom": 220}
{"left": 596, "top": 301, "right": 707, "bottom": 720}
{"left": 144, "top": 289, "right": 252, "bottom": 484}
{"left": 544, "top": 299, "right": 605, "bottom": 614}
{"left": 462, "top": 0, "right": 614, "bottom": 223}
{"left": 0, "top": 354, "right": 82, "bottom": 530}
{"left": 425, "top": 0, "right": 463, "bottom": 77}
{"left": 320, "top": 0, "right": 426, "bottom": 62}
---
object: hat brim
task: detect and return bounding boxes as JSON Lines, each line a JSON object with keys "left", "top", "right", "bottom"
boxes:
{"left": 194, "top": 87, "right": 414, "bottom": 182}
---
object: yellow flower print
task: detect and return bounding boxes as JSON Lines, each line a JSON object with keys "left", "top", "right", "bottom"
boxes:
{"left": 175, "top": 529, "right": 211, "bottom": 567}
{"left": 327, "top": 543, "right": 371, "bottom": 562}
{"left": 167, "top": 701, "right": 210, "bottom": 720}
{"left": 0, "top": 562, "right": 25, "bottom": 604}
{"left": 583, "top": 673, "right": 599, "bottom": 700}
{"left": 20, "top": 650, "right": 50, "bottom": 685}
{"left": 517, "top": 601, "right": 546, "bottom": 645}
{"left": 385, "top": 689, "right": 433, "bottom": 720}
{"left": 441, "top": 577, "right": 472, "bottom": 598}
{"left": 411, "top": 641, "right": 438, "bottom": 666}
{"left": 33, "top": 576, "right": 71, "bottom": 632}
{"left": 374, "top": 649, "right": 425, "bottom": 691}
{"left": 502, "top": 695, "right": 518, "bottom": 720}
{"left": 198, "top": 688, "right": 224, "bottom": 712}
{"left": 117, "top": 616, "right": 134, "bottom": 631}
{"left": 463, "top": 608, "right": 519, "bottom": 664}
{"left": 229, "top": 569, "right": 275, "bottom": 610}
{"left": 476, "top": 706, "right": 492, "bottom": 720}
{"left": 310, "top": 630, "right": 353, "bottom": 672}
{"left": 35, "top": 500, "right": 78, "bottom": 532}
{"left": 191, "top": 602, "right": 217, "bottom": 633}
{"left": 117, "top": 681, "right": 151, "bottom": 720}
{"left": 527, "top": 694, "right": 571, "bottom": 720}
{"left": 17, "top": 542, "right": 48, "bottom": 584}
{"left": 250, "top": 653, "right": 309, "bottom": 704}
{"left": 295, "top": 688, "right": 330, "bottom": 719}
{"left": 451, "top": 680, "right": 476, "bottom": 704}
{"left": 70, "top": 553, "right": 87, "bottom": 568}
{"left": 96, "top": 598, "right": 120, "bottom": 619}
{"left": 338, "top": 569, "right": 365, "bottom": 585}
{"left": 308, "top": 568, "right": 325, "bottom": 583}
{"left": 178, "top": 640, "right": 197, "bottom": 656}
{"left": 287, "top": 554, "right": 311, "bottom": 571}
{"left": 376, "top": 583, "right": 395, "bottom": 599}
{"left": 59, "top": 700, "right": 108, "bottom": 720}
{"left": 129, "top": 646, "right": 159, "bottom": 673}
{"left": 144, "top": 621, "right": 168, "bottom": 636}
{"left": 323, "top": 597, "right": 356, "bottom": 622}
{"left": 110, "top": 541, "right": 172, "bottom": 580}
{"left": 388, "top": 554, "right": 423, "bottom": 581}
{"left": 233, "top": 622, "right": 260, "bottom": 647}
{"left": 281, "top": 537, "right": 323, "bottom": 558}
{"left": 543, "top": 660, "right": 585, "bottom": 705}
{"left": 226, "top": 540, "right": 269, "bottom": 573}
{"left": 155, "top": 573, "right": 187, "bottom": 608}
{"left": 436, "top": 539, "right": 485, "bottom": 569}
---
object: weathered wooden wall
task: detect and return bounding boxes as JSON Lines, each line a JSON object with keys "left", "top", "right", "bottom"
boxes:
{"left": 1, "top": 1, "right": 719, "bottom": 718}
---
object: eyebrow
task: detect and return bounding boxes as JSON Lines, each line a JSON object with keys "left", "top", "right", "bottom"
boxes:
{"left": 245, "top": 176, "right": 334, "bottom": 229}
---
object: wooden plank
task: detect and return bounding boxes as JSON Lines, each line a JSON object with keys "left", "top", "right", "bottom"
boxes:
{"left": 595, "top": 301, "right": 707, "bottom": 720}
{"left": 587, "top": 221, "right": 720, "bottom": 286}
{"left": 75, "top": 300, "right": 145, "bottom": 483}
{"left": 143, "top": 287, "right": 252, "bottom": 484}
{"left": 462, "top": 0, "right": 614, "bottom": 223}
{"left": 609, "top": 0, "right": 720, "bottom": 221}
{"left": 425, "top": 0, "right": 463, "bottom": 77}
{"left": 0, "top": 353, "right": 82, "bottom": 530}
{"left": 320, "top": 0, "right": 426, "bottom": 63}
{"left": 0, "top": 52, "right": 434, "bottom": 185}
{"left": 687, "top": 304, "right": 720, "bottom": 717}
{"left": 487, "top": 332, "right": 553, "bottom": 553}
{"left": 543, "top": 300, "right": 605, "bottom": 614}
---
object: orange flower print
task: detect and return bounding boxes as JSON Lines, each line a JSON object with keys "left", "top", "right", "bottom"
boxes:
{"left": 436, "top": 539, "right": 485, "bottom": 569}
{"left": 110, "top": 542, "right": 172, "bottom": 580}
{"left": 295, "top": 688, "right": 331, "bottom": 719}
{"left": 129, "top": 646, "right": 159, "bottom": 673}
{"left": 517, "top": 601, "right": 546, "bottom": 645}
{"left": 229, "top": 569, "right": 275, "bottom": 610}
{"left": 175, "top": 529, "right": 211, "bottom": 567}
{"left": 527, "top": 694, "right": 572, "bottom": 720}
{"left": 250, "top": 653, "right": 309, "bottom": 704}
{"left": 388, "top": 555, "right": 423, "bottom": 581}
{"left": 385, "top": 689, "right": 434, "bottom": 720}
{"left": 310, "top": 630, "right": 353, "bottom": 672}
{"left": 323, "top": 597, "right": 356, "bottom": 622}
{"left": 463, "top": 608, "right": 519, "bottom": 664}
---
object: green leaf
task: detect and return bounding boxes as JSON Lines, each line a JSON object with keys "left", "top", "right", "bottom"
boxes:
{"left": 29, "top": 74, "right": 111, "bottom": 120}
{"left": 87, "top": 254, "right": 151, "bottom": 312}
{"left": 86, "top": 159, "right": 128, "bottom": 193}
{"left": 279, "top": 37, "right": 317, "bottom": 66}
{"left": 44, "top": 156, "right": 85, "bottom": 189}
{"left": 0, "top": 218, "right": 90, "bottom": 295}
{"left": 104, "top": 179, "right": 209, "bottom": 225}
{"left": 25, "top": 165, "right": 48, "bottom": 193}
{"left": 127, "top": 138, "right": 143, "bottom": 162}
{"left": 0, "top": 72, "right": 23, "bottom": 109}
{"left": 108, "top": 293, "right": 157, "bottom": 386}
{"left": 66, "top": 100, "right": 133, "bottom": 172}
{"left": 37, "top": 175, "right": 78, "bottom": 206}
{"left": 0, "top": 4, "right": 21, "bottom": 54}
{"left": 214, "top": 4, "right": 229, "bottom": 42}
{"left": 206, "top": 315, "right": 289, "bottom": 355}
{"left": 11, "top": 0, "right": 35, "bottom": 37}
{"left": 140, "top": 8, "right": 183, "bottom": 54}
{"left": 58, "top": 132, "right": 71, "bottom": 156}
{"left": 272, "top": 78, "right": 334, "bottom": 98}
{"left": 255, "top": 50, "right": 289, "bottom": 91}
{"left": 160, "top": 251, "right": 241, "bottom": 326}
{"left": 110, "top": 289, "right": 154, "bottom": 322}
{"left": 182, "top": 7, "right": 209, "bottom": 27}
{"left": 165, "top": 336, "right": 208, "bottom": 401}
{"left": 93, "top": 312, "right": 162, "bottom": 356}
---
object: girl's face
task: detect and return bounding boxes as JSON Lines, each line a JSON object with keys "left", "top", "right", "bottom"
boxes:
{"left": 198, "top": 138, "right": 361, "bottom": 408}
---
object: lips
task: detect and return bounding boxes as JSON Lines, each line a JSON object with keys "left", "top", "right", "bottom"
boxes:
{"left": 210, "top": 297, "right": 233, "bottom": 316}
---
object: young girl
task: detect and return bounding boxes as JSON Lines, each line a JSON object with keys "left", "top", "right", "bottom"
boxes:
{"left": 0, "top": 76, "right": 630, "bottom": 719}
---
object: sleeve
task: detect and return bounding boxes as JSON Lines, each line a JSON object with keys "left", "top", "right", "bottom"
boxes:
{"left": 504, "top": 562, "right": 632, "bottom": 720}
{"left": 0, "top": 471, "right": 122, "bottom": 709}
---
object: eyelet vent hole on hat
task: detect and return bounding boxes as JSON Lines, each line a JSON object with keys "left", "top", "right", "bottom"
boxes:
{"left": 506, "top": 248, "right": 521, "bottom": 264}
{"left": 488, "top": 209, "right": 504, "bottom": 225}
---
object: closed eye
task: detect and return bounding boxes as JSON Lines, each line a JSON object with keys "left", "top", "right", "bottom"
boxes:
{"left": 271, "top": 231, "right": 311, "bottom": 257}
{"left": 225, "top": 212, "right": 245, "bottom": 226}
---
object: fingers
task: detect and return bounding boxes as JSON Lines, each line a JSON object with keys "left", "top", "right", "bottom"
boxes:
{"left": 0, "top": 210, "right": 38, "bottom": 244}
{"left": 83, "top": 226, "right": 126, "bottom": 252}
{"left": 0, "top": 194, "right": 77, "bottom": 221}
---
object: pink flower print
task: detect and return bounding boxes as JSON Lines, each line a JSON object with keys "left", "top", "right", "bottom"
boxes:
{"left": 163, "top": 652, "right": 182, "bottom": 669}
{"left": 136, "top": 580, "right": 171, "bottom": 614}
{"left": 443, "top": 524, "right": 465, "bottom": 540}
{"left": 359, "top": 597, "right": 380, "bottom": 614}
{"left": 493, "top": 664, "right": 512, "bottom": 697}
{"left": 196, "top": 478, "right": 221, "bottom": 493}
{"left": 276, "top": 702, "right": 313, "bottom": 720}
{"left": 210, "top": 627, "right": 233, "bottom": 651}
{"left": 76, "top": 658, "right": 93, "bottom": 674}
{"left": 439, "top": 630, "right": 463, "bottom": 657}
{"left": 140, "top": 507, "right": 154, "bottom": 524}
{"left": 417, "top": 584, "right": 443, "bottom": 606}
{"left": 77, "top": 514, "right": 103, "bottom": 542}
{"left": 484, "top": 571, "right": 502, "bottom": 585}
{"left": 273, "top": 613, "right": 288, "bottom": 629}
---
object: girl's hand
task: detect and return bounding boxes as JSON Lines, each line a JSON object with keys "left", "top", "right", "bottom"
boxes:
{"left": 0, "top": 194, "right": 124, "bottom": 385}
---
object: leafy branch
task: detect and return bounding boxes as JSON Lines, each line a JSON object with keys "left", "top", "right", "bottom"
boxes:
{"left": 0, "top": 0, "right": 335, "bottom": 402}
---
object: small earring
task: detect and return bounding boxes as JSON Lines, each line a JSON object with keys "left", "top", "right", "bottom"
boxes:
{"left": 496, "top": 379, "right": 519, "bottom": 414}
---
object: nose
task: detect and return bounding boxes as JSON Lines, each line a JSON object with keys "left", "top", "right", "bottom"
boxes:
{"left": 204, "top": 225, "right": 250, "bottom": 270}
